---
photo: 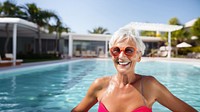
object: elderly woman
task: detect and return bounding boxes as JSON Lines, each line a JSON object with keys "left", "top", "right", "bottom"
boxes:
{"left": 71, "top": 24, "right": 197, "bottom": 112}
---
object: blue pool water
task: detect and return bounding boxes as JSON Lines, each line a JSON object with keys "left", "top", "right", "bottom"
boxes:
{"left": 0, "top": 59, "right": 200, "bottom": 112}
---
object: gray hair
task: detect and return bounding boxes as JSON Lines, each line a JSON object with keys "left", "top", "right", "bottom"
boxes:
{"left": 109, "top": 24, "right": 146, "bottom": 55}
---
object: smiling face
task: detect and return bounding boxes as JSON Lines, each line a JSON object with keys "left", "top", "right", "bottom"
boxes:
{"left": 110, "top": 37, "right": 141, "bottom": 75}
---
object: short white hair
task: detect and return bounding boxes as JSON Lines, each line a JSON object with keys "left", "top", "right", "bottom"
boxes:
{"left": 109, "top": 24, "right": 146, "bottom": 55}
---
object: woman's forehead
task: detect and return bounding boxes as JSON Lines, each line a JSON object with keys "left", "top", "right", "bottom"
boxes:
{"left": 113, "top": 37, "right": 136, "bottom": 46}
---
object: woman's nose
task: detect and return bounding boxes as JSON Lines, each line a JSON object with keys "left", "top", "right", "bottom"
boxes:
{"left": 118, "top": 51, "right": 126, "bottom": 58}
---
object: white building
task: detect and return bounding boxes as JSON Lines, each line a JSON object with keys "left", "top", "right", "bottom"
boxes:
{"left": 1, "top": 17, "right": 183, "bottom": 65}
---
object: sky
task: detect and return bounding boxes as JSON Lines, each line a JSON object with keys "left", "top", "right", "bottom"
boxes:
{"left": 1, "top": 0, "right": 200, "bottom": 34}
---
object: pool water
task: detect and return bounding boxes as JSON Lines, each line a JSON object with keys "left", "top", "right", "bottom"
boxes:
{"left": 0, "top": 59, "right": 199, "bottom": 112}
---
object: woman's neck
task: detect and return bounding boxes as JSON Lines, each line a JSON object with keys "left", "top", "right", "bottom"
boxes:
{"left": 116, "top": 72, "right": 137, "bottom": 87}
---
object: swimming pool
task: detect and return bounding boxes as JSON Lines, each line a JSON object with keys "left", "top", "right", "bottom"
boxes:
{"left": 0, "top": 59, "right": 199, "bottom": 112}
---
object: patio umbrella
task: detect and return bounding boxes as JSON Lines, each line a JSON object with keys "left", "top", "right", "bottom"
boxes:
{"left": 176, "top": 42, "right": 192, "bottom": 48}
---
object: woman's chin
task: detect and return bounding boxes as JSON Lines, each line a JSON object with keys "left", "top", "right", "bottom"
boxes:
{"left": 116, "top": 64, "right": 131, "bottom": 74}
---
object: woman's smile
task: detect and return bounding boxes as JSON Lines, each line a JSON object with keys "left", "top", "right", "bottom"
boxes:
{"left": 116, "top": 59, "right": 132, "bottom": 72}
{"left": 117, "top": 60, "right": 131, "bottom": 66}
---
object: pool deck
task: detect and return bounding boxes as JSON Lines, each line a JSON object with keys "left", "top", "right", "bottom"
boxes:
{"left": 0, "top": 58, "right": 78, "bottom": 71}
{"left": 0, "top": 57, "right": 200, "bottom": 71}
{"left": 142, "top": 57, "right": 200, "bottom": 66}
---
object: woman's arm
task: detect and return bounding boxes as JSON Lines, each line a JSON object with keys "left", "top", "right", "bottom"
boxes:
{"left": 150, "top": 76, "right": 197, "bottom": 112}
{"left": 71, "top": 78, "right": 103, "bottom": 112}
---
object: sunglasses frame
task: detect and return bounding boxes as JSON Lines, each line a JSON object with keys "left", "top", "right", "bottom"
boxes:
{"left": 110, "top": 46, "right": 137, "bottom": 58}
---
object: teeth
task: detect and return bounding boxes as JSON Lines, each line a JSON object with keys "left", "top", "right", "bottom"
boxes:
{"left": 119, "top": 62, "right": 129, "bottom": 65}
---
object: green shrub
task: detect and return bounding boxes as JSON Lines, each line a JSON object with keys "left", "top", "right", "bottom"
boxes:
{"left": 18, "top": 53, "right": 59, "bottom": 59}
{"left": 178, "top": 46, "right": 200, "bottom": 55}
{"left": 17, "top": 53, "right": 61, "bottom": 63}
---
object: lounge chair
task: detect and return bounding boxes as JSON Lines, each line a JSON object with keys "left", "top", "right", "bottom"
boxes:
{"left": 147, "top": 49, "right": 159, "bottom": 57}
{"left": 74, "top": 50, "right": 81, "bottom": 57}
{"left": 0, "top": 56, "right": 12, "bottom": 67}
{"left": 159, "top": 51, "right": 168, "bottom": 57}
{"left": 86, "top": 50, "right": 92, "bottom": 57}
{"left": 91, "top": 51, "right": 97, "bottom": 57}
{"left": 5, "top": 53, "right": 23, "bottom": 65}
{"left": 98, "top": 51, "right": 105, "bottom": 58}
{"left": 187, "top": 53, "right": 195, "bottom": 58}
{"left": 81, "top": 51, "right": 87, "bottom": 57}
{"left": 187, "top": 52, "right": 200, "bottom": 59}
{"left": 195, "top": 53, "right": 200, "bottom": 59}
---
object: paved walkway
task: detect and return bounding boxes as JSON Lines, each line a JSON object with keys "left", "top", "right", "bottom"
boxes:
{"left": 0, "top": 58, "right": 80, "bottom": 71}
{"left": 142, "top": 57, "right": 200, "bottom": 66}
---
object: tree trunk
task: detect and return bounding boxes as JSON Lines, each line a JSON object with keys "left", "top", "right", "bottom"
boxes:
{"left": 33, "top": 36, "right": 36, "bottom": 54}
{"left": 4, "top": 23, "right": 10, "bottom": 55}
{"left": 54, "top": 30, "right": 58, "bottom": 53}
{"left": 37, "top": 26, "right": 42, "bottom": 54}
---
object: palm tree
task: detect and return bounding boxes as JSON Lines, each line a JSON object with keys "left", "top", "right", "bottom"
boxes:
{"left": 191, "top": 17, "right": 200, "bottom": 45}
{"left": 88, "top": 27, "right": 109, "bottom": 34}
{"left": 191, "top": 18, "right": 200, "bottom": 39}
{"left": 165, "top": 17, "right": 187, "bottom": 46}
{"left": 168, "top": 17, "right": 181, "bottom": 25}
{"left": 56, "top": 23, "right": 71, "bottom": 52}
{"left": 0, "top": 2, "right": 3, "bottom": 16}
{"left": 49, "top": 20, "right": 71, "bottom": 53}
{"left": 21, "top": 3, "right": 59, "bottom": 54}
{"left": 1, "top": 0, "right": 24, "bottom": 17}
{"left": 1, "top": 0, "right": 25, "bottom": 54}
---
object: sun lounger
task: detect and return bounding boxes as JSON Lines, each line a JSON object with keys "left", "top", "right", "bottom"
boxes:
{"left": 81, "top": 51, "right": 87, "bottom": 57}
{"left": 195, "top": 53, "right": 200, "bottom": 59}
{"left": 91, "top": 51, "right": 97, "bottom": 57}
{"left": 0, "top": 61, "right": 13, "bottom": 67}
{"left": 98, "top": 51, "right": 105, "bottom": 58}
{"left": 0, "top": 56, "right": 13, "bottom": 67}
{"left": 86, "top": 50, "right": 93, "bottom": 57}
{"left": 159, "top": 51, "right": 168, "bottom": 57}
{"left": 4, "top": 53, "right": 23, "bottom": 64}
{"left": 187, "top": 52, "right": 200, "bottom": 59}
{"left": 74, "top": 50, "right": 81, "bottom": 57}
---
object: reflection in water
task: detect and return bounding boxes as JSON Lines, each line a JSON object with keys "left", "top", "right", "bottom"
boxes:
{"left": 11, "top": 76, "right": 16, "bottom": 95}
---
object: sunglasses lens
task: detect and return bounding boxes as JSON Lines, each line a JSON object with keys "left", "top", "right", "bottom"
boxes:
{"left": 110, "top": 46, "right": 136, "bottom": 57}
{"left": 125, "top": 47, "right": 135, "bottom": 56}
{"left": 111, "top": 47, "right": 120, "bottom": 56}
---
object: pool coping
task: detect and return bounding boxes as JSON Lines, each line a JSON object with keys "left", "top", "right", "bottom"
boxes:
{"left": 0, "top": 58, "right": 81, "bottom": 72}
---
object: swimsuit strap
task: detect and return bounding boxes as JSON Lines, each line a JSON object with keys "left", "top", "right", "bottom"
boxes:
{"left": 140, "top": 75, "right": 147, "bottom": 106}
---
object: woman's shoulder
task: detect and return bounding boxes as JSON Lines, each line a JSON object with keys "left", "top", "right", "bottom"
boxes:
{"left": 142, "top": 75, "right": 167, "bottom": 95}
{"left": 141, "top": 75, "right": 158, "bottom": 83}
{"left": 90, "top": 76, "right": 112, "bottom": 91}
{"left": 141, "top": 75, "right": 163, "bottom": 91}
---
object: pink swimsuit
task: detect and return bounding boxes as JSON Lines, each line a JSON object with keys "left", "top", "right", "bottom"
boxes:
{"left": 98, "top": 102, "right": 152, "bottom": 112}
{"left": 98, "top": 76, "right": 152, "bottom": 112}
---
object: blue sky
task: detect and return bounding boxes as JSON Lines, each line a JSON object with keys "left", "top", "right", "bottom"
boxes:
{"left": 2, "top": 0, "right": 200, "bottom": 34}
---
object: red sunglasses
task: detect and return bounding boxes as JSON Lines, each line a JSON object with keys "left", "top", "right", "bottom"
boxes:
{"left": 110, "top": 46, "right": 137, "bottom": 58}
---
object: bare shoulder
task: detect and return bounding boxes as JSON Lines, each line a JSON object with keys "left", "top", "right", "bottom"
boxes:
{"left": 142, "top": 75, "right": 169, "bottom": 97}
{"left": 142, "top": 76, "right": 165, "bottom": 94}
{"left": 90, "top": 76, "right": 111, "bottom": 91}
{"left": 142, "top": 75, "right": 161, "bottom": 86}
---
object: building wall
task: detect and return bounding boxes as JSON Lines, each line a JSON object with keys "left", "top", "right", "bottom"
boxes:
{"left": 0, "top": 34, "right": 162, "bottom": 57}
{"left": 73, "top": 40, "right": 106, "bottom": 57}
{"left": 0, "top": 37, "right": 12, "bottom": 55}
{"left": 0, "top": 37, "right": 34, "bottom": 55}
